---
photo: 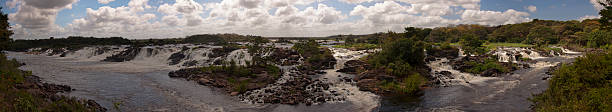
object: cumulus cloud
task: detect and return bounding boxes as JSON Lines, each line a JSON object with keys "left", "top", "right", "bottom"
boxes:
{"left": 158, "top": 0, "right": 204, "bottom": 26}
{"left": 7, "top": 0, "right": 537, "bottom": 39}
{"left": 526, "top": 5, "right": 536, "bottom": 12}
{"left": 8, "top": 0, "right": 76, "bottom": 30}
{"left": 461, "top": 9, "right": 530, "bottom": 25}
{"left": 98, "top": 0, "right": 115, "bottom": 4}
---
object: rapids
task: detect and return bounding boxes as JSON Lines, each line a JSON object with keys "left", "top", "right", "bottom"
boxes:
{"left": 8, "top": 44, "right": 582, "bottom": 112}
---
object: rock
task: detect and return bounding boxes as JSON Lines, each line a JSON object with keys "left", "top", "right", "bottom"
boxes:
{"left": 197, "top": 78, "right": 210, "bottom": 85}
{"left": 230, "top": 92, "right": 240, "bottom": 96}
{"left": 480, "top": 69, "right": 501, "bottom": 77}
{"left": 103, "top": 47, "right": 141, "bottom": 62}
{"left": 168, "top": 52, "right": 187, "bottom": 65}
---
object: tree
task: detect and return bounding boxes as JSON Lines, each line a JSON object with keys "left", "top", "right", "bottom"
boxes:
{"left": 460, "top": 34, "right": 486, "bottom": 55}
{"left": 0, "top": 7, "right": 13, "bottom": 51}
{"left": 527, "top": 26, "right": 557, "bottom": 46}
{"left": 586, "top": 29, "right": 612, "bottom": 48}
{"left": 599, "top": 0, "right": 612, "bottom": 30}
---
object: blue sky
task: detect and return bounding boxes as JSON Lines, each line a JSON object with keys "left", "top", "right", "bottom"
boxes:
{"left": 0, "top": 0, "right": 603, "bottom": 39}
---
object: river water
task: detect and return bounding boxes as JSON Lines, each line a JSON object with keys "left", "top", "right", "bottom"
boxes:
{"left": 6, "top": 46, "right": 581, "bottom": 112}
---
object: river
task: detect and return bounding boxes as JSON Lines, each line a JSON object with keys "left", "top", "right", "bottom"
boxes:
{"left": 6, "top": 46, "right": 581, "bottom": 112}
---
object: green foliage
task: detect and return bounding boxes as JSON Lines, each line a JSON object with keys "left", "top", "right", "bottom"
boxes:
{"left": 599, "top": 0, "right": 612, "bottom": 30}
{"left": 404, "top": 27, "right": 432, "bottom": 41}
{"left": 10, "top": 36, "right": 131, "bottom": 51}
{"left": 531, "top": 53, "right": 612, "bottom": 111}
{"left": 292, "top": 40, "right": 320, "bottom": 58}
{"left": 379, "top": 74, "right": 425, "bottom": 95}
{"left": 526, "top": 26, "right": 558, "bottom": 46}
{"left": 464, "top": 58, "right": 509, "bottom": 74}
{"left": 0, "top": 54, "right": 100, "bottom": 111}
{"left": 369, "top": 37, "right": 425, "bottom": 69}
{"left": 460, "top": 34, "right": 486, "bottom": 55}
{"left": 586, "top": 29, "right": 612, "bottom": 48}
{"left": 0, "top": 7, "right": 13, "bottom": 51}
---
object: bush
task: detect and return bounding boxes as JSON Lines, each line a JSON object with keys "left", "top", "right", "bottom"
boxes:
{"left": 464, "top": 58, "right": 509, "bottom": 74}
{"left": 460, "top": 34, "right": 486, "bottom": 55}
{"left": 531, "top": 53, "right": 612, "bottom": 111}
{"left": 379, "top": 74, "right": 425, "bottom": 95}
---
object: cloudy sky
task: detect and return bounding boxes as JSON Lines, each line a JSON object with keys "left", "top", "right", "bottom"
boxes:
{"left": 0, "top": 0, "right": 605, "bottom": 39}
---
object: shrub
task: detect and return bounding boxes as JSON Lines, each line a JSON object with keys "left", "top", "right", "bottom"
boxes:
{"left": 531, "top": 53, "right": 612, "bottom": 111}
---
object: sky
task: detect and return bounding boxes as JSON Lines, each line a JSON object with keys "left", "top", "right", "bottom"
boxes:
{"left": 0, "top": 0, "right": 605, "bottom": 39}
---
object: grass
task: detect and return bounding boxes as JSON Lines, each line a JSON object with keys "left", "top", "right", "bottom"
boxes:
{"left": 484, "top": 43, "right": 534, "bottom": 50}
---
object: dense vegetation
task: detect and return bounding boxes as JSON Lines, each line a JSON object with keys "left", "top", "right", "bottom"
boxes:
{"left": 530, "top": 1, "right": 612, "bottom": 111}
{"left": 531, "top": 52, "right": 612, "bottom": 111}
{"left": 293, "top": 40, "right": 336, "bottom": 70}
{"left": 363, "top": 32, "right": 428, "bottom": 95}
{"left": 7, "top": 33, "right": 261, "bottom": 52}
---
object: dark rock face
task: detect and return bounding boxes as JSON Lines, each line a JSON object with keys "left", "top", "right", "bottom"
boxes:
{"left": 168, "top": 66, "right": 278, "bottom": 94}
{"left": 168, "top": 52, "right": 186, "bottom": 65}
{"left": 336, "top": 60, "right": 369, "bottom": 74}
{"left": 209, "top": 47, "right": 238, "bottom": 58}
{"left": 269, "top": 48, "right": 301, "bottom": 66}
{"left": 240, "top": 68, "right": 347, "bottom": 105}
{"left": 103, "top": 47, "right": 141, "bottom": 62}
{"left": 427, "top": 47, "right": 459, "bottom": 59}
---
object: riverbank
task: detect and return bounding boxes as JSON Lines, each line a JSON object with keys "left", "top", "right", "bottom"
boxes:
{"left": 0, "top": 54, "right": 106, "bottom": 112}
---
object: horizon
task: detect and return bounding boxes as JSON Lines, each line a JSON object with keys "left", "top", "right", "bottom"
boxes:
{"left": 1, "top": 0, "right": 604, "bottom": 39}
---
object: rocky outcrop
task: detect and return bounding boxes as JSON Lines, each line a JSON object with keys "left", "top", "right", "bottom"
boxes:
{"left": 103, "top": 47, "right": 141, "bottom": 62}
{"left": 427, "top": 47, "right": 459, "bottom": 59}
{"left": 450, "top": 55, "right": 518, "bottom": 77}
{"left": 336, "top": 60, "right": 369, "bottom": 74}
{"left": 240, "top": 68, "right": 349, "bottom": 105}
{"left": 299, "top": 48, "right": 337, "bottom": 71}
{"left": 14, "top": 75, "right": 107, "bottom": 111}
{"left": 268, "top": 48, "right": 301, "bottom": 66}
{"left": 168, "top": 65, "right": 279, "bottom": 94}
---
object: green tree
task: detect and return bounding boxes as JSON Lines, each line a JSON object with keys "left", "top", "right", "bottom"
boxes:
{"left": 586, "top": 29, "right": 612, "bottom": 48}
{"left": 526, "top": 26, "right": 557, "bottom": 46}
{"left": 0, "top": 7, "right": 13, "bottom": 51}
{"left": 599, "top": 0, "right": 612, "bottom": 30}
{"left": 460, "top": 34, "right": 485, "bottom": 55}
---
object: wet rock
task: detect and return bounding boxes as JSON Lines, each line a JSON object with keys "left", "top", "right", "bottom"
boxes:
{"left": 480, "top": 69, "right": 501, "bottom": 77}
{"left": 230, "top": 92, "right": 240, "bottom": 96}
{"left": 336, "top": 60, "right": 368, "bottom": 74}
{"left": 103, "top": 47, "right": 141, "bottom": 62}
{"left": 168, "top": 52, "right": 186, "bottom": 65}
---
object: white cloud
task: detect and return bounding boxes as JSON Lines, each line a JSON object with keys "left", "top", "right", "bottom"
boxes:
{"left": 158, "top": 0, "right": 204, "bottom": 26}
{"left": 338, "top": 0, "right": 373, "bottom": 4}
{"left": 8, "top": 0, "right": 76, "bottom": 30}
{"left": 461, "top": 9, "right": 530, "bottom": 25}
{"left": 526, "top": 5, "right": 536, "bottom": 12}
{"left": 579, "top": 15, "right": 601, "bottom": 21}
{"left": 591, "top": 0, "right": 606, "bottom": 11}
{"left": 98, "top": 0, "right": 115, "bottom": 4}
{"left": 7, "top": 0, "right": 537, "bottom": 39}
